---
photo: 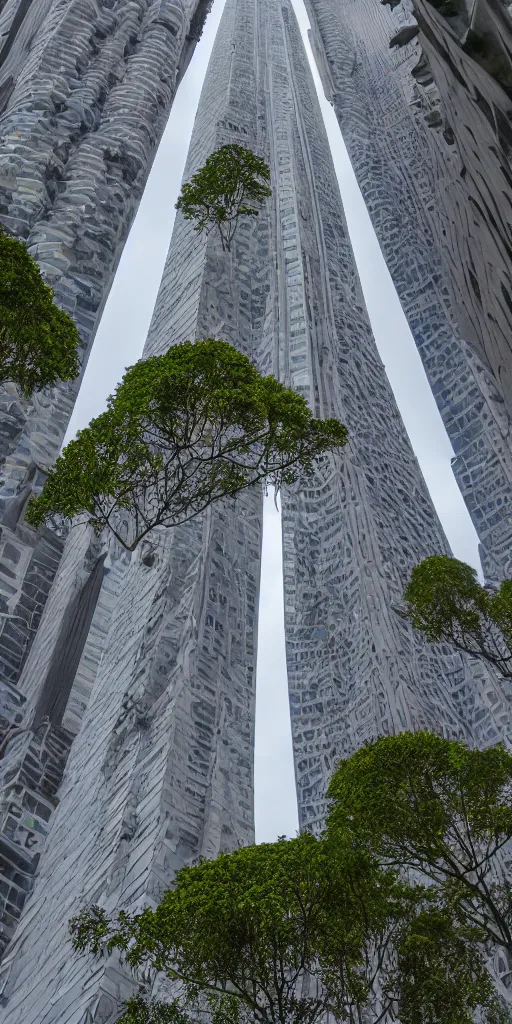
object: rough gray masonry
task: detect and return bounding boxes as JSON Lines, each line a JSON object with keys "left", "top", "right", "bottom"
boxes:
{"left": 0, "top": 0, "right": 213, "bottom": 984}
{"left": 305, "top": 0, "right": 512, "bottom": 583}
{"left": 0, "top": 679, "right": 73, "bottom": 960}
{"left": 409, "top": 0, "right": 512, "bottom": 415}
{"left": 2, "top": 0, "right": 512, "bottom": 1016}
{"left": 0, "top": 0, "right": 211, "bottom": 698}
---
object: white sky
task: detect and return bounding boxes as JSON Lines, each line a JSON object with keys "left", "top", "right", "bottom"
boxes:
{"left": 65, "top": 0, "right": 481, "bottom": 844}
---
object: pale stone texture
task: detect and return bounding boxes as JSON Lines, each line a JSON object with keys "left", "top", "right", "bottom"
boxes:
{"left": 0, "top": 691, "right": 73, "bottom": 959}
{"left": 2, "top": 0, "right": 512, "bottom": 1017}
{"left": 0, "top": 0, "right": 211, "bottom": 695}
{"left": 0, "top": 497, "right": 261, "bottom": 1019}
{"left": 409, "top": 0, "right": 512, "bottom": 414}
{"left": 305, "top": 0, "right": 512, "bottom": 583}
{"left": 0, "top": 0, "right": 214, "bottom": 982}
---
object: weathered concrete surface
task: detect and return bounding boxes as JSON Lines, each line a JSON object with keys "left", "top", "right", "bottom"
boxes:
{"left": 0, "top": 497, "right": 261, "bottom": 1020}
{"left": 2, "top": 0, "right": 512, "bottom": 1018}
{"left": 305, "top": 0, "right": 512, "bottom": 582}
{"left": 0, "top": 696, "right": 73, "bottom": 959}
{"left": 0, "top": 493, "right": 66, "bottom": 685}
{"left": 409, "top": 0, "right": 512, "bottom": 415}
{"left": 0, "top": 0, "right": 211, "bottom": 692}
{"left": 0, "top": 0, "right": 217, "bottom": 991}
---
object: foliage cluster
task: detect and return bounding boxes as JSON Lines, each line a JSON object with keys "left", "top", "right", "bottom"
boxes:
{"left": 328, "top": 730, "right": 512, "bottom": 953}
{"left": 26, "top": 339, "right": 347, "bottom": 549}
{"left": 71, "top": 733, "right": 512, "bottom": 1024}
{"left": 71, "top": 834, "right": 470, "bottom": 1024}
{"left": 176, "top": 145, "right": 272, "bottom": 251}
{"left": 0, "top": 230, "right": 80, "bottom": 396}
{"left": 404, "top": 554, "right": 512, "bottom": 677}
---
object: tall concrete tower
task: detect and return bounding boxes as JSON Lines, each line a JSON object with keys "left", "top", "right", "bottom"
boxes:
{"left": 305, "top": 0, "right": 512, "bottom": 583}
{"left": 0, "top": 0, "right": 211, "bottom": 692}
{"left": 1, "top": 0, "right": 511, "bottom": 1018}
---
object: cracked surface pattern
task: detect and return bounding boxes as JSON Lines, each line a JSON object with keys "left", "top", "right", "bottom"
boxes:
{"left": 0, "top": 0, "right": 209, "bottom": 704}
{"left": 305, "top": 0, "right": 512, "bottom": 582}
{"left": 2, "top": 0, "right": 512, "bottom": 1017}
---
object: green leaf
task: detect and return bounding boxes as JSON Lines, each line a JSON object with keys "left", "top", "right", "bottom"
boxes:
{"left": 395, "top": 902, "right": 509, "bottom": 1024}
{"left": 403, "top": 554, "right": 512, "bottom": 677}
{"left": 176, "top": 145, "right": 272, "bottom": 251}
{"left": 0, "top": 229, "right": 80, "bottom": 396}
{"left": 69, "top": 828, "right": 511, "bottom": 1024}
{"left": 27, "top": 338, "right": 347, "bottom": 549}
{"left": 327, "top": 730, "right": 512, "bottom": 956}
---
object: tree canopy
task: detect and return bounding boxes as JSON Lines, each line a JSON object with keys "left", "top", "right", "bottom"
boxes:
{"left": 403, "top": 554, "right": 512, "bottom": 677}
{"left": 393, "top": 903, "right": 508, "bottom": 1024}
{"left": 0, "top": 229, "right": 80, "bottom": 396}
{"left": 175, "top": 145, "right": 272, "bottom": 251}
{"left": 327, "top": 730, "right": 512, "bottom": 956}
{"left": 26, "top": 339, "right": 347, "bottom": 550}
{"left": 70, "top": 831, "right": 508, "bottom": 1024}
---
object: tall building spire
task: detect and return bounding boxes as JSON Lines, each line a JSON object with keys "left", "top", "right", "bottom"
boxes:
{"left": 1, "top": 0, "right": 511, "bottom": 1017}
{"left": 304, "top": 0, "right": 512, "bottom": 582}
{"left": 0, "top": 0, "right": 211, "bottom": 688}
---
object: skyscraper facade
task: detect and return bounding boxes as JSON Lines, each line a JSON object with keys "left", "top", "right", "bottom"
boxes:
{"left": 0, "top": 0, "right": 211, "bottom": 694}
{"left": 1, "top": 0, "right": 512, "bottom": 1017}
{"left": 408, "top": 0, "right": 512, "bottom": 414}
{"left": 305, "top": 0, "right": 512, "bottom": 583}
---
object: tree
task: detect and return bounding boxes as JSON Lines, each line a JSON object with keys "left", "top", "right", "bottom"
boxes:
{"left": 403, "top": 554, "right": 512, "bottom": 677}
{"left": 327, "top": 730, "right": 512, "bottom": 957}
{"left": 26, "top": 339, "right": 347, "bottom": 550}
{"left": 70, "top": 833, "right": 508, "bottom": 1024}
{"left": 0, "top": 229, "right": 80, "bottom": 396}
{"left": 393, "top": 902, "right": 510, "bottom": 1024}
{"left": 175, "top": 145, "right": 272, "bottom": 251}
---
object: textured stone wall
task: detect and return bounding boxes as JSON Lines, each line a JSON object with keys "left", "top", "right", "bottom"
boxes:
{"left": 0, "top": 0, "right": 210, "bottom": 693}
{"left": 2, "top": 0, "right": 512, "bottom": 1017}
{"left": 271, "top": 2, "right": 512, "bottom": 833}
{"left": 305, "top": 0, "right": 512, "bottom": 583}
{"left": 408, "top": 0, "right": 512, "bottom": 414}
{"left": 0, "top": 705, "right": 73, "bottom": 958}
{"left": 0, "top": 498, "right": 65, "bottom": 685}
{"left": 0, "top": 4, "right": 262, "bottom": 1008}
{"left": 1, "top": 499, "right": 260, "bottom": 1020}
